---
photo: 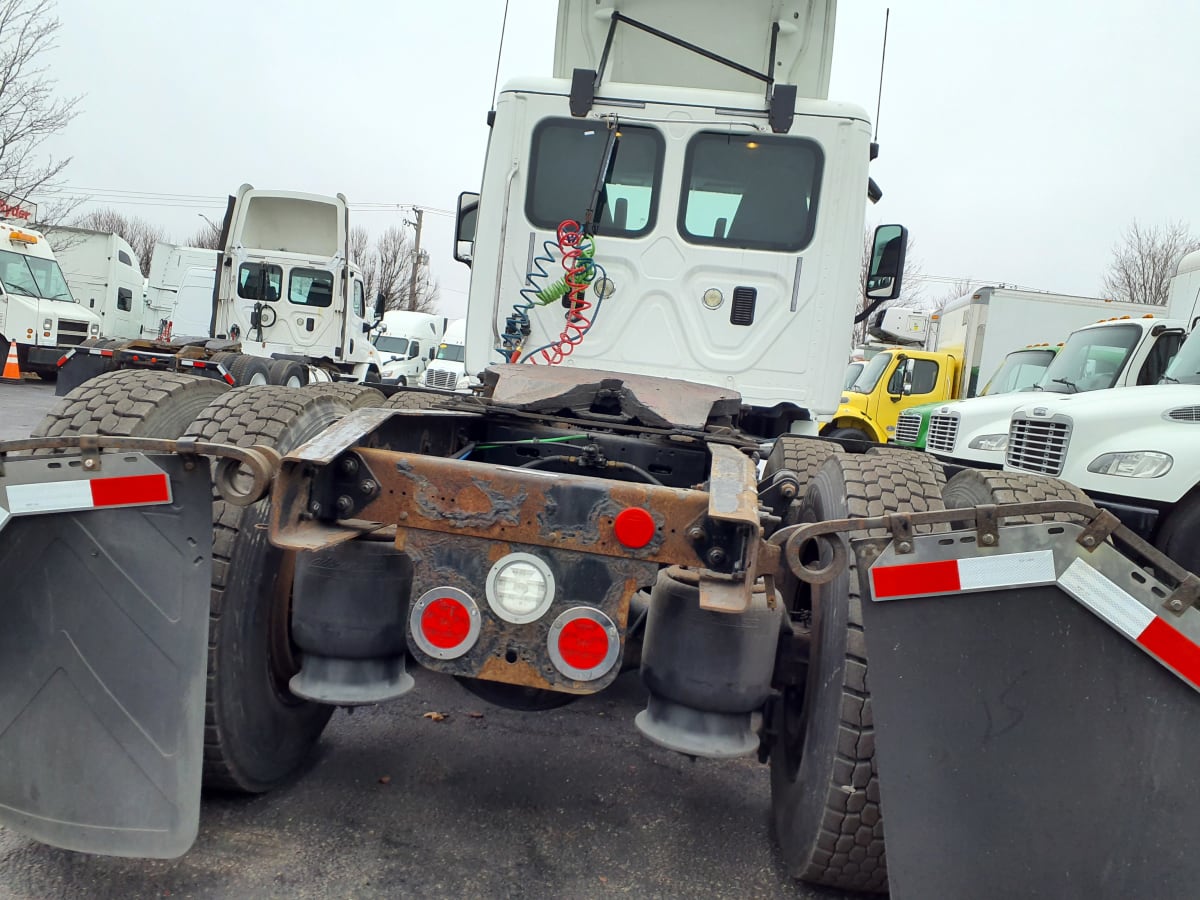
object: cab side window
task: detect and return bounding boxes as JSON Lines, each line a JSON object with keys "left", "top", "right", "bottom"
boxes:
{"left": 352, "top": 280, "right": 365, "bottom": 318}
{"left": 1138, "top": 332, "right": 1185, "bottom": 385}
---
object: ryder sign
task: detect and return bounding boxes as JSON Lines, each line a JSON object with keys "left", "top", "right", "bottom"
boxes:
{"left": 0, "top": 192, "right": 36, "bottom": 222}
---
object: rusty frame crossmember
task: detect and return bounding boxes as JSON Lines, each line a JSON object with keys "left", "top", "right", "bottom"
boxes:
{"left": 268, "top": 408, "right": 776, "bottom": 613}
{"left": 775, "top": 500, "right": 1200, "bottom": 615}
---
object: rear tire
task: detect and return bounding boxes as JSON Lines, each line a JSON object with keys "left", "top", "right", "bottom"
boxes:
{"left": 382, "top": 389, "right": 450, "bottom": 410}
{"left": 824, "top": 426, "right": 874, "bottom": 443}
{"left": 303, "top": 381, "right": 387, "bottom": 409}
{"left": 770, "top": 448, "right": 947, "bottom": 892}
{"left": 31, "top": 369, "right": 230, "bottom": 449}
{"left": 1152, "top": 491, "right": 1200, "bottom": 577}
{"left": 268, "top": 359, "right": 308, "bottom": 388}
{"left": 228, "top": 354, "right": 272, "bottom": 387}
{"left": 941, "top": 468, "right": 1091, "bottom": 526}
{"left": 185, "top": 387, "right": 352, "bottom": 793}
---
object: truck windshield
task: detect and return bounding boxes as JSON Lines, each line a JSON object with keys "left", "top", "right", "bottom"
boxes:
{"left": 436, "top": 343, "right": 465, "bottom": 363}
{"left": 1038, "top": 325, "right": 1140, "bottom": 393}
{"left": 848, "top": 352, "right": 891, "bottom": 394}
{"left": 844, "top": 361, "right": 865, "bottom": 390}
{"left": 980, "top": 348, "right": 1057, "bottom": 395}
{"left": 1162, "top": 333, "right": 1200, "bottom": 384}
{"left": 375, "top": 336, "right": 409, "bottom": 356}
{"left": 0, "top": 249, "right": 74, "bottom": 301}
{"left": 526, "top": 119, "right": 663, "bottom": 237}
{"left": 679, "top": 132, "right": 822, "bottom": 251}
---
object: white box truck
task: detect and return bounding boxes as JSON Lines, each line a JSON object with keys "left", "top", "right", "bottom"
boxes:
{"left": 144, "top": 242, "right": 220, "bottom": 340}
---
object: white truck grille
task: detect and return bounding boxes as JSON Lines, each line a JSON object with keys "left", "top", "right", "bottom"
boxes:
{"left": 894, "top": 412, "right": 923, "bottom": 444}
{"left": 1007, "top": 416, "right": 1072, "bottom": 476}
{"left": 58, "top": 319, "right": 90, "bottom": 346}
{"left": 425, "top": 369, "right": 458, "bottom": 390}
{"left": 926, "top": 413, "right": 959, "bottom": 454}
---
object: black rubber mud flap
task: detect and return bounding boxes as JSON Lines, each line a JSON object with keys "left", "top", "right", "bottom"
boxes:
{"left": 0, "top": 455, "right": 212, "bottom": 858}
{"left": 55, "top": 351, "right": 111, "bottom": 396}
{"left": 857, "top": 522, "right": 1200, "bottom": 899}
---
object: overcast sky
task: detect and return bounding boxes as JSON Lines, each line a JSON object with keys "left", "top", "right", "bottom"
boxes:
{"left": 40, "top": 0, "right": 1200, "bottom": 317}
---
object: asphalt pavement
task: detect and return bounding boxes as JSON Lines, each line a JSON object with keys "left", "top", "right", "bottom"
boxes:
{"left": 0, "top": 379, "right": 850, "bottom": 899}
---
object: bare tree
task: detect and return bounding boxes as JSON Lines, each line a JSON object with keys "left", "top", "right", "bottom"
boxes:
{"left": 0, "top": 0, "right": 81, "bottom": 223}
{"left": 186, "top": 218, "right": 223, "bottom": 250}
{"left": 1102, "top": 220, "right": 1200, "bottom": 305}
{"left": 352, "top": 224, "right": 439, "bottom": 313}
{"left": 71, "top": 208, "right": 169, "bottom": 276}
{"left": 923, "top": 278, "right": 985, "bottom": 315}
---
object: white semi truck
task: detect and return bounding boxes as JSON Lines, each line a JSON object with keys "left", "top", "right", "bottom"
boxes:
{"left": 1, "top": 5, "right": 1193, "bottom": 896}
{"left": 1002, "top": 326, "right": 1200, "bottom": 569}
{"left": 50, "top": 227, "right": 149, "bottom": 341}
{"left": 420, "top": 317, "right": 474, "bottom": 392}
{"left": 374, "top": 310, "right": 445, "bottom": 385}
{"left": 0, "top": 220, "right": 102, "bottom": 379}
{"left": 144, "top": 242, "right": 221, "bottom": 340}
{"left": 56, "top": 187, "right": 384, "bottom": 390}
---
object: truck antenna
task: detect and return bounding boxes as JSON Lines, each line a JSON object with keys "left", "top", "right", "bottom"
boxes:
{"left": 873, "top": 8, "right": 890, "bottom": 142}
{"left": 490, "top": 0, "right": 512, "bottom": 113}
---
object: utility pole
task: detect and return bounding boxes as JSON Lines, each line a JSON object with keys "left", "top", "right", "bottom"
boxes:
{"left": 407, "top": 206, "right": 424, "bottom": 311}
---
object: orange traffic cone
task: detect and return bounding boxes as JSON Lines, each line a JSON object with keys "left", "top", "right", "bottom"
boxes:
{"left": 1, "top": 340, "right": 22, "bottom": 383}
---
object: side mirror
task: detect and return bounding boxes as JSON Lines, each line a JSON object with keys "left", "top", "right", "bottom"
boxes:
{"left": 865, "top": 224, "right": 908, "bottom": 301}
{"left": 454, "top": 191, "right": 480, "bottom": 267}
{"left": 429, "top": 348, "right": 436, "bottom": 361}
{"left": 362, "top": 322, "right": 371, "bottom": 334}
{"left": 374, "top": 292, "right": 386, "bottom": 321}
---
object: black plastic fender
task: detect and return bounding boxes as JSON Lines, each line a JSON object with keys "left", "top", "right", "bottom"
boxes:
{"left": 0, "top": 454, "right": 212, "bottom": 858}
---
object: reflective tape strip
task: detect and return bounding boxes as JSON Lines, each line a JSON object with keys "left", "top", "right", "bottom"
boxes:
{"left": 1059, "top": 558, "right": 1200, "bottom": 689}
{"left": 871, "top": 550, "right": 1056, "bottom": 600}
{"left": 4, "top": 473, "right": 170, "bottom": 514}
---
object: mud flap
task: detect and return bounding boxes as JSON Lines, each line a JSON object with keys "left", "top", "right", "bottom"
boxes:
{"left": 0, "top": 455, "right": 211, "bottom": 858}
{"left": 858, "top": 523, "right": 1200, "bottom": 899}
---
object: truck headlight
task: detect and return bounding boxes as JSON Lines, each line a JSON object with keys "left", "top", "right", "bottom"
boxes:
{"left": 1086, "top": 451, "right": 1172, "bottom": 478}
{"left": 89, "top": 323, "right": 100, "bottom": 335}
{"left": 968, "top": 433, "right": 1008, "bottom": 452}
{"left": 42, "top": 318, "right": 52, "bottom": 331}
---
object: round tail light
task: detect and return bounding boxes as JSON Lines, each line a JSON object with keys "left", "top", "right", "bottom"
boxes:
{"left": 548, "top": 607, "right": 620, "bottom": 681}
{"left": 410, "top": 587, "right": 481, "bottom": 660}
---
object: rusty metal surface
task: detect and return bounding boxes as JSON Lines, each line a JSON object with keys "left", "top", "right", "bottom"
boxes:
{"left": 353, "top": 447, "right": 715, "bottom": 567}
{"left": 401, "top": 530, "right": 657, "bottom": 693}
{"left": 482, "top": 365, "right": 742, "bottom": 429}
{"left": 707, "top": 443, "right": 759, "bottom": 525}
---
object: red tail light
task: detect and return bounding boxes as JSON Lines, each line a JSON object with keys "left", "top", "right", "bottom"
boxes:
{"left": 410, "top": 587, "right": 480, "bottom": 660}
{"left": 548, "top": 608, "right": 620, "bottom": 681}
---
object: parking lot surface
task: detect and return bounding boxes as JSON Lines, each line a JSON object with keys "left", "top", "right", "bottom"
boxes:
{"left": 0, "top": 379, "right": 847, "bottom": 899}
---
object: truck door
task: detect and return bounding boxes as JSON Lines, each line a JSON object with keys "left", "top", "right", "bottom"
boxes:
{"left": 106, "top": 247, "right": 144, "bottom": 339}
{"left": 880, "top": 356, "right": 945, "bottom": 434}
{"left": 283, "top": 265, "right": 342, "bottom": 353}
{"left": 485, "top": 108, "right": 829, "bottom": 407}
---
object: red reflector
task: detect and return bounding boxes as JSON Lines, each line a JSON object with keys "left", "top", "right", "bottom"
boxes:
{"left": 1139, "top": 617, "right": 1200, "bottom": 689}
{"left": 223, "top": 372, "right": 236, "bottom": 385}
{"left": 558, "top": 617, "right": 610, "bottom": 670}
{"left": 613, "top": 507, "right": 656, "bottom": 549}
{"left": 56, "top": 354, "right": 70, "bottom": 367}
{"left": 871, "top": 559, "right": 961, "bottom": 599}
{"left": 420, "top": 597, "right": 473, "bottom": 649}
{"left": 100, "top": 349, "right": 114, "bottom": 357}
{"left": 89, "top": 474, "right": 171, "bottom": 507}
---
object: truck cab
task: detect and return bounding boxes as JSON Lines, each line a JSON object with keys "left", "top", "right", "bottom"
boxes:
{"left": 50, "top": 227, "right": 147, "bottom": 341}
{"left": 926, "top": 315, "right": 1186, "bottom": 468}
{"left": 420, "top": 318, "right": 475, "bottom": 392}
{"left": 0, "top": 222, "right": 101, "bottom": 378}
{"left": 893, "top": 343, "right": 1061, "bottom": 448}
{"left": 212, "top": 185, "right": 382, "bottom": 381}
{"left": 453, "top": 0, "right": 900, "bottom": 437}
{"left": 1005, "top": 326, "right": 1200, "bottom": 565}
{"left": 825, "top": 348, "right": 959, "bottom": 442}
{"left": 374, "top": 310, "right": 444, "bottom": 385}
